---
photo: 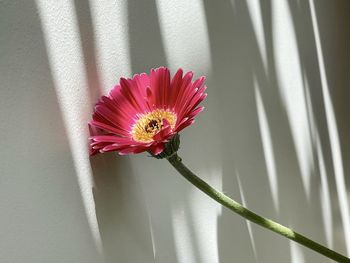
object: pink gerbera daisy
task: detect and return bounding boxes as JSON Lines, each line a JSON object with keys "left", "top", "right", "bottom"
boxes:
{"left": 89, "top": 67, "right": 207, "bottom": 156}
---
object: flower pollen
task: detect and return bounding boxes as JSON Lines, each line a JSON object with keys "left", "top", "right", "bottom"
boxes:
{"left": 131, "top": 109, "right": 177, "bottom": 142}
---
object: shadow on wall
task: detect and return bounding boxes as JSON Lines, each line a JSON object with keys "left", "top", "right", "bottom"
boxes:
{"left": 323, "top": 2, "right": 350, "bottom": 181}
{"left": 310, "top": 0, "right": 350, "bottom": 193}
{"left": 0, "top": 1, "right": 100, "bottom": 263}
{"left": 202, "top": 1, "right": 288, "bottom": 262}
{"left": 286, "top": 0, "right": 344, "bottom": 252}
{"left": 203, "top": 0, "right": 347, "bottom": 262}
{"left": 127, "top": 0, "right": 167, "bottom": 72}
{"left": 91, "top": 153, "right": 155, "bottom": 263}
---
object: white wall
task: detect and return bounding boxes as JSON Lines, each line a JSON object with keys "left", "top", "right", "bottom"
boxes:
{"left": 1, "top": 0, "right": 349, "bottom": 262}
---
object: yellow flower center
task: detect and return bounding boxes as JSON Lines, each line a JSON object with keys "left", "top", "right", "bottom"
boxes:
{"left": 131, "top": 109, "right": 177, "bottom": 142}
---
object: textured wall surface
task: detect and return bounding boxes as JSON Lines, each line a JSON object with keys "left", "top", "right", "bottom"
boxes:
{"left": 0, "top": 0, "right": 349, "bottom": 262}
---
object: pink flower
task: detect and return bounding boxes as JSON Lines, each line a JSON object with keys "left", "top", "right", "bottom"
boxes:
{"left": 89, "top": 67, "right": 207, "bottom": 156}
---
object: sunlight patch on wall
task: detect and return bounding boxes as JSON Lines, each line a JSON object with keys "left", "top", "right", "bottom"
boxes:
{"left": 254, "top": 81, "right": 279, "bottom": 213}
{"left": 290, "top": 241, "right": 305, "bottom": 263}
{"left": 155, "top": 0, "right": 212, "bottom": 73}
{"left": 172, "top": 205, "right": 196, "bottom": 263}
{"left": 304, "top": 73, "right": 333, "bottom": 248}
{"left": 146, "top": 209, "right": 157, "bottom": 261}
{"left": 316, "top": 134, "right": 333, "bottom": 248}
{"left": 246, "top": 0, "right": 268, "bottom": 73}
{"left": 36, "top": 0, "right": 103, "bottom": 254}
{"left": 188, "top": 167, "right": 223, "bottom": 263}
{"left": 171, "top": 167, "right": 222, "bottom": 263}
{"left": 272, "top": 0, "right": 314, "bottom": 200}
{"left": 89, "top": 0, "right": 131, "bottom": 91}
{"left": 237, "top": 173, "right": 258, "bottom": 262}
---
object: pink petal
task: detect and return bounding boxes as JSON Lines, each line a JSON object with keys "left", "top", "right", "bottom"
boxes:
{"left": 153, "top": 125, "right": 172, "bottom": 141}
{"left": 176, "top": 119, "right": 195, "bottom": 132}
{"left": 90, "top": 135, "right": 132, "bottom": 143}
{"left": 187, "top": 106, "right": 204, "bottom": 119}
{"left": 150, "top": 143, "right": 165, "bottom": 155}
{"left": 173, "top": 71, "right": 194, "bottom": 110}
{"left": 169, "top": 68, "right": 183, "bottom": 107}
{"left": 89, "top": 120, "right": 129, "bottom": 136}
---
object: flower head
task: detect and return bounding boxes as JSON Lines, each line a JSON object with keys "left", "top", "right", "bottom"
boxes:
{"left": 89, "top": 67, "right": 207, "bottom": 156}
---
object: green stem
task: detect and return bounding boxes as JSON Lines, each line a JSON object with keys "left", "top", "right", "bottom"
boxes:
{"left": 167, "top": 153, "right": 350, "bottom": 263}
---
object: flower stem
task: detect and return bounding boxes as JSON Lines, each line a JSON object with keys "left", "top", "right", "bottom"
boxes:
{"left": 167, "top": 153, "right": 350, "bottom": 263}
